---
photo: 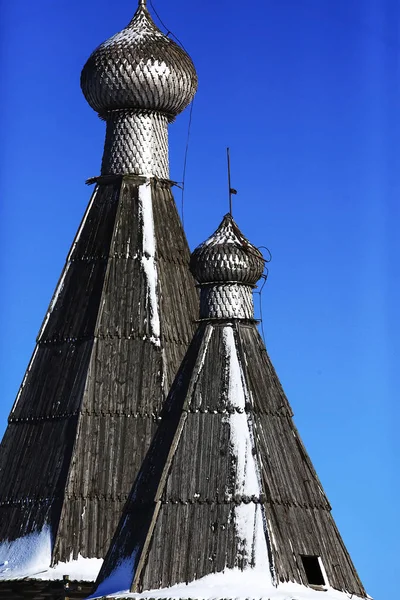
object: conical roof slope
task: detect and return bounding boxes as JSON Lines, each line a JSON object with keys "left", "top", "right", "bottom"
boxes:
{"left": 0, "top": 1, "right": 198, "bottom": 595}
{"left": 92, "top": 215, "right": 368, "bottom": 600}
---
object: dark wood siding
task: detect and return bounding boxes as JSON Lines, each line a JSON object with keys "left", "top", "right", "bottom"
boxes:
{"left": 0, "top": 183, "right": 120, "bottom": 546}
{"left": 0, "top": 178, "right": 198, "bottom": 572}
{"left": 94, "top": 321, "right": 366, "bottom": 598}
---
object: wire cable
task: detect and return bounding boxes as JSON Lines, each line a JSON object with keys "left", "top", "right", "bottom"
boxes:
{"left": 149, "top": 0, "right": 170, "bottom": 34}
{"left": 149, "top": 0, "right": 189, "bottom": 52}
{"left": 255, "top": 271, "right": 269, "bottom": 345}
{"left": 148, "top": 0, "right": 195, "bottom": 229}
{"left": 180, "top": 98, "right": 195, "bottom": 228}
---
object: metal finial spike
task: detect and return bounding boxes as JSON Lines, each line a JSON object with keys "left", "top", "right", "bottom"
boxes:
{"left": 139, "top": 0, "right": 147, "bottom": 7}
{"left": 227, "top": 147, "right": 237, "bottom": 216}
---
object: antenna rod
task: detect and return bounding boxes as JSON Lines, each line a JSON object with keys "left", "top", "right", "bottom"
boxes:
{"left": 227, "top": 147, "right": 237, "bottom": 216}
{"left": 227, "top": 147, "right": 232, "bottom": 215}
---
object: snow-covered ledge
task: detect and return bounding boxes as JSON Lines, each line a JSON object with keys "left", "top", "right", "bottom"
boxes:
{"left": 90, "top": 568, "right": 371, "bottom": 600}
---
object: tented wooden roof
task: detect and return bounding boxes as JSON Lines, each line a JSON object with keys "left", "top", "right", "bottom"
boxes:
{"left": 0, "top": 176, "right": 197, "bottom": 573}
{"left": 93, "top": 216, "right": 367, "bottom": 600}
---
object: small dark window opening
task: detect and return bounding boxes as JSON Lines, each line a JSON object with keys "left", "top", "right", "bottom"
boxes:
{"left": 300, "top": 555, "right": 325, "bottom": 587}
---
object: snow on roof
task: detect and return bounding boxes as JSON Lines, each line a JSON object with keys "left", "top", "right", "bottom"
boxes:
{"left": 91, "top": 567, "right": 370, "bottom": 600}
{"left": 139, "top": 180, "right": 161, "bottom": 346}
{"left": 222, "top": 326, "right": 270, "bottom": 570}
{"left": 0, "top": 526, "right": 102, "bottom": 582}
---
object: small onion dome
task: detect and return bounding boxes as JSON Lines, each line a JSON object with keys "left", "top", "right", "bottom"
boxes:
{"left": 81, "top": 0, "right": 198, "bottom": 118}
{"left": 190, "top": 214, "right": 265, "bottom": 286}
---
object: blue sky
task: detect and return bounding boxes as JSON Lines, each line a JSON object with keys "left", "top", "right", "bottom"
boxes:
{"left": 0, "top": 0, "right": 398, "bottom": 598}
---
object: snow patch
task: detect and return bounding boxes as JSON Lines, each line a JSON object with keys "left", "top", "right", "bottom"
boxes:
{"left": 97, "top": 567, "right": 369, "bottom": 600}
{"left": 37, "top": 554, "right": 103, "bottom": 582}
{"left": 222, "top": 325, "right": 268, "bottom": 566}
{"left": 199, "top": 217, "right": 251, "bottom": 257}
{"left": 201, "top": 227, "right": 239, "bottom": 247}
{"left": 99, "top": 29, "right": 145, "bottom": 49}
{"left": 233, "top": 504, "right": 270, "bottom": 572}
{"left": 223, "top": 325, "right": 260, "bottom": 498}
{"left": 99, "top": 24, "right": 164, "bottom": 50}
{"left": 138, "top": 181, "right": 160, "bottom": 346}
{"left": 0, "top": 526, "right": 102, "bottom": 582}
{"left": 148, "top": 61, "right": 171, "bottom": 79}
{"left": 0, "top": 527, "right": 51, "bottom": 580}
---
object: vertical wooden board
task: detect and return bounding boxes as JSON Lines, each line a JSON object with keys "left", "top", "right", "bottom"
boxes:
{"left": 56, "top": 414, "right": 157, "bottom": 561}
{"left": 10, "top": 340, "right": 94, "bottom": 419}
{"left": 0, "top": 183, "right": 121, "bottom": 548}
{"left": 162, "top": 413, "right": 233, "bottom": 502}
{"left": 80, "top": 338, "right": 164, "bottom": 416}
{"left": 40, "top": 184, "right": 121, "bottom": 342}
{"left": 238, "top": 323, "right": 294, "bottom": 416}
{"left": 140, "top": 503, "right": 237, "bottom": 590}
{"left": 152, "top": 184, "right": 198, "bottom": 348}
{"left": 0, "top": 417, "right": 78, "bottom": 542}
{"left": 265, "top": 504, "right": 366, "bottom": 596}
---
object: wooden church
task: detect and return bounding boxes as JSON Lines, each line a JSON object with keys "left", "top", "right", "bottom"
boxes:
{"left": 91, "top": 214, "right": 368, "bottom": 600}
{"left": 0, "top": 2, "right": 369, "bottom": 600}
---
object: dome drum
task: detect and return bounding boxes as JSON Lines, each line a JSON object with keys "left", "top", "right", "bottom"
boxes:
{"left": 101, "top": 110, "right": 169, "bottom": 177}
{"left": 199, "top": 283, "right": 255, "bottom": 320}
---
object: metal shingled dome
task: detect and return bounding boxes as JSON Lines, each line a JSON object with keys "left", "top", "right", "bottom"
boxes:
{"left": 190, "top": 214, "right": 265, "bottom": 285}
{"left": 81, "top": 2, "right": 198, "bottom": 117}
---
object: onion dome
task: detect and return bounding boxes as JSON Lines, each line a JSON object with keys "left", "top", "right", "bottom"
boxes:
{"left": 190, "top": 213, "right": 265, "bottom": 286}
{"left": 81, "top": 0, "right": 198, "bottom": 118}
